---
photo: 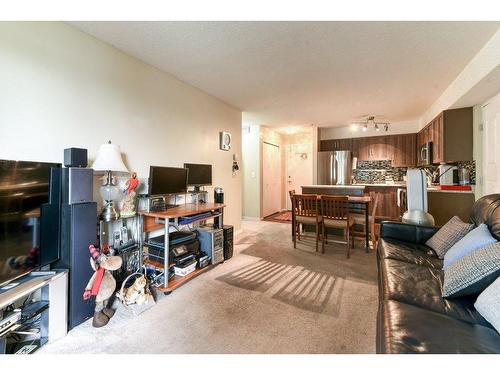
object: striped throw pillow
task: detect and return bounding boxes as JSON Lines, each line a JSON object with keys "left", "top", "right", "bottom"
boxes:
{"left": 426, "top": 216, "right": 473, "bottom": 258}
{"left": 443, "top": 241, "right": 500, "bottom": 298}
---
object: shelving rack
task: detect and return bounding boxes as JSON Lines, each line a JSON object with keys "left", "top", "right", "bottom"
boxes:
{"left": 139, "top": 202, "right": 225, "bottom": 294}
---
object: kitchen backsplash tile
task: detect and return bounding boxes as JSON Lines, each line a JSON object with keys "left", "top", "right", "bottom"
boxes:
{"left": 354, "top": 160, "right": 476, "bottom": 184}
{"left": 354, "top": 160, "right": 407, "bottom": 183}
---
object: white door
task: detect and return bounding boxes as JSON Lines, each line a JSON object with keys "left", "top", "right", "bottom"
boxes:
{"left": 285, "top": 143, "right": 313, "bottom": 210}
{"left": 262, "top": 142, "right": 282, "bottom": 217}
{"left": 482, "top": 93, "right": 500, "bottom": 195}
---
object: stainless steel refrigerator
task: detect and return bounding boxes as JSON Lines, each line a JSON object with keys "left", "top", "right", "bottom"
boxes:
{"left": 317, "top": 151, "right": 353, "bottom": 185}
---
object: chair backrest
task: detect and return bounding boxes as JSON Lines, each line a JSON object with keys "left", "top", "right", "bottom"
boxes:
{"left": 292, "top": 194, "right": 318, "bottom": 217}
{"left": 320, "top": 195, "right": 349, "bottom": 221}
{"left": 289, "top": 189, "right": 296, "bottom": 206}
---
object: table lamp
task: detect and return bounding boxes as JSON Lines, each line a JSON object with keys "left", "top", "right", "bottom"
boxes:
{"left": 92, "top": 141, "right": 129, "bottom": 221}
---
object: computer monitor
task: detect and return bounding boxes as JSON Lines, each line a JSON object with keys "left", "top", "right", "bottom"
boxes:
{"left": 184, "top": 163, "right": 212, "bottom": 187}
{"left": 148, "top": 166, "right": 188, "bottom": 196}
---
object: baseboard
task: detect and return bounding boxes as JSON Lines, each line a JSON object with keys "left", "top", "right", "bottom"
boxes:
{"left": 242, "top": 216, "right": 262, "bottom": 221}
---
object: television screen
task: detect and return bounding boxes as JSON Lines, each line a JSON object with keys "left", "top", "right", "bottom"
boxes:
{"left": 0, "top": 160, "right": 61, "bottom": 287}
{"left": 184, "top": 163, "right": 212, "bottom": 186}
{"left": 148, "top": 166, "right": 188, "bottom": 196}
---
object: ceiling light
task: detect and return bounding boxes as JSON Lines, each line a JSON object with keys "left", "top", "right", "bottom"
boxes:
{"left": 351, "top": 116, "right": 390, "bottom": 133}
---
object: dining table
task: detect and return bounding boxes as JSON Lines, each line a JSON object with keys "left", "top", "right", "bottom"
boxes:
{"left": 291, "top": 194, "right": 372, "bottom": 250}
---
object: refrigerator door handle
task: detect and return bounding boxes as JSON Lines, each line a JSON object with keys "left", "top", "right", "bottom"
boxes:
{"left": 330, "top": 153, "right": 334, "bottom": 185}
{"left": 332, "top": 152, "right": 337, "bottom": 185}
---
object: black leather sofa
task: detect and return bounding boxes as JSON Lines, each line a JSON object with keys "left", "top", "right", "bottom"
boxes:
{"left": 376, "top": 194, "right": 500, "bottom": 353}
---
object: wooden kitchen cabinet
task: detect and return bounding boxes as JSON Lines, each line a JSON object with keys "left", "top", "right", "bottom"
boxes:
{"left": 389, "top": 133, "right": 416, "bottom": 167}
{"left": 353, "top": 136, "right": 389, "bottom": 160}
{"left": 365, "top": 186, "right": 401, "bottom": 220}
{"left": 417, "top": 107, "right": 472, "bottom": 164}
{"left": 322, "top": 134, "right": 417, "bottom": 167}
{"left": 319, "top": 138, "right": 352, "bottom": 152}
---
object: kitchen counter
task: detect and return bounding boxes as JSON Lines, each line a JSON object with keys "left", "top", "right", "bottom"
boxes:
{"left": 353, "top": 183, "right": 475, "bottom": 194}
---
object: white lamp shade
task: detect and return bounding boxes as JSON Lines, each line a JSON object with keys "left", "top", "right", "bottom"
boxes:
{"left": 91, "top": 143, "right": 129, "bottom": 172}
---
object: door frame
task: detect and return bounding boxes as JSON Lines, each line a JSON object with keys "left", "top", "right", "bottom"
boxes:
{"left": 261, "top": 141, "right": 282, "bottom": 218}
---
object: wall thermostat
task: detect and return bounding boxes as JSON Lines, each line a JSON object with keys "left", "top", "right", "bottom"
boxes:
{"left": 219, "top": 131, "right": 232, "bottom": 151}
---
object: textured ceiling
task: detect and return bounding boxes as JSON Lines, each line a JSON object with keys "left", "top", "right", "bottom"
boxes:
{"left": 70, "top": 21, "right": 499, "bottom": 127}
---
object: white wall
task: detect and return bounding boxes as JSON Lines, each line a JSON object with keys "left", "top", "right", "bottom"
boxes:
{"left": 0, "top": 22, "right": 242, "bottom": 229}
{"left": 319, "top": 118, "right": 420, "bottom": 140}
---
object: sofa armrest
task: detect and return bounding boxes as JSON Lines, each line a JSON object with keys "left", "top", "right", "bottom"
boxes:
{"left": 380, "top": 221, "right": 439, "bottom": 245}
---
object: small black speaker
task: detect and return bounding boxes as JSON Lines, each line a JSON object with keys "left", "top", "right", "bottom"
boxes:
{"left": 223, "top": 225, "right": 233, "bottom": 260}
{"left": 64, "top": 148, "right": 88, "bottom": 168}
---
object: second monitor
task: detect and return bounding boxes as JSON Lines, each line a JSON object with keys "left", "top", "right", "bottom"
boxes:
{"left": 184, "top": 163, "right": 212, "bottom": 190}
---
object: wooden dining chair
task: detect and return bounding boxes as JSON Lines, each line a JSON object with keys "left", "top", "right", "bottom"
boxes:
{"left": 350, "top": 192, "right": 380, "bottom": 250}
{"left": 319, "top": 195, "right": 353, "bottom": 257}
{"left": 288, "top": 189, "right": 295, "bottom": 209}
{"left": 292, "top": 194, "right": 321, "bottom": 252}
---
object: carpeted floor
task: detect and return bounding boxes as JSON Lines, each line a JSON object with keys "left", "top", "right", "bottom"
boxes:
{"left": 39, "top": 219, "right": 378, "bottom": 354}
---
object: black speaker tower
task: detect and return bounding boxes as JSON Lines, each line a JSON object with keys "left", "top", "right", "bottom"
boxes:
{"left": 53, "top": 149, "right": 96, "bottom": 330}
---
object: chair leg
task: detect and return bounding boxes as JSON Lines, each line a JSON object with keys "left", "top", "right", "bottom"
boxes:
{"left": 322, "top": 224, "right": 326, "bottom": 253}
{"left": 325, "top": 228, "right": 328, "bottom": 244}
{"left": 293, "top": 222, "right": 297, "bottom": 249}
{"left": 346, "top": 226, "right": 351, "bottom": 259}
{"left": 297, "top": 223, "right": 301, "bottom": 241}
{"left": 315, "top": 222, "right": 319, "bottom": 253}
{"left": 365, "top": 222, "right": 369, "bottom": 253}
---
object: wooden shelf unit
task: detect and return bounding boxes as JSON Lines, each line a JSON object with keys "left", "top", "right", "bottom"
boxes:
{"left": 139, "top": 202, "right": 226, "bottom": 294}
{"left": 155, "top": 266, "right": 214, "bottom": 293}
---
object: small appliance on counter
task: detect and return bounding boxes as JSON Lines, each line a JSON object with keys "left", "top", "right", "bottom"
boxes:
{"left": 438, "top": 164, "right": 458, "bottom": 186}
{"left": 458, "top": 167, "right": 470, "bottom": 185}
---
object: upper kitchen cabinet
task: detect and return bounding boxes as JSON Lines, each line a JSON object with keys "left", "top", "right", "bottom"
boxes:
{"left": 319, "top": 138, "right": 353, "bottom": 151}
{"left": 357, "top": 136, "right": 390, "bottom": 160}
{"left": 321, "top": 134, "right": 417, "bottom": 167}
{"left": 389, "top": 133, "right": 417, "bottom": 167}
{"left": 417, "top": 107, "right": 473, "bottom": 165}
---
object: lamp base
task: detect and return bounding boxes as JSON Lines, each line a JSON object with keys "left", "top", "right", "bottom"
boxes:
{"left": 100, "top": 200, "right": 119, "bottom": 222}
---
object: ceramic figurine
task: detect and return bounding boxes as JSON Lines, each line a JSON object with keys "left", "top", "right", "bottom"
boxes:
{"left": 121, "top": 172, "right": 139, "bottom": 217}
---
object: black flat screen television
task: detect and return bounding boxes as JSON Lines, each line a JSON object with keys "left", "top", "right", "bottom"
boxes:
{"left": 184, "top": 163, "right": 212, "bottom": 186}
{"left": 0, "top": 159, "right": 61, "bottom": 287}
{"left": 148, "top": 166, "right": 188, "bottom": 196}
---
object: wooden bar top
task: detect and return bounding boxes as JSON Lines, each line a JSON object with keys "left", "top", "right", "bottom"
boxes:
{"left": 139, "top": 202, "right": 226, "bottom": 219}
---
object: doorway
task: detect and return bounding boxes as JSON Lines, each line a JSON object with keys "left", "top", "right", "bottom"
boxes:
{"left": 262, "top": 142, "right": 282, "bottom": 217}
{"left": 285, "top": 143, "right": 313, "bottom": 210}
{"left": 482, "top": 93, "right": 500, "bottom": 195}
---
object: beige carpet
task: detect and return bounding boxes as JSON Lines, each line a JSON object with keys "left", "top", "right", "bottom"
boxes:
{"left": 39, "top": 219, "right": 378, "bottom": 354}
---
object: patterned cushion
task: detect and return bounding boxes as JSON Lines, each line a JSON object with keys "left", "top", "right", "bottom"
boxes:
{"left": 475, "top": 276, "right": 500, "bottom": 334}
{"left": 443, "top": 224, "right": 497, "bottom": 269}
{"left": 442, "top": 242, "right": 500, "bottom": 298}
{"left": 426, "top": 216, "right": 474, "bottom": 258}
